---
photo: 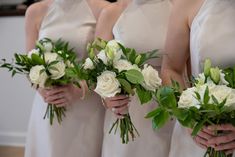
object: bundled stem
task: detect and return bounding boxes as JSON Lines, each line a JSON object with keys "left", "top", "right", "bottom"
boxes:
{"left": 43, "top": 104, "right": 66, "bottom": 125}
{"left": 109, "top": 114, "right": 139, "bottom": 144}
{"left": 204, "top": 147, "right": 232, "bottom": 157}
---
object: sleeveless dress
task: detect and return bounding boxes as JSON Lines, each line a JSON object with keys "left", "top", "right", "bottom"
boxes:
{"left": 24, "top": 0, "right": 105, "bottom": 157}
{"left": 169, "top": 0, "right": 235, "bottom": 156}
{"left": 101, "top": 1, "right": 175, "bottom": 157}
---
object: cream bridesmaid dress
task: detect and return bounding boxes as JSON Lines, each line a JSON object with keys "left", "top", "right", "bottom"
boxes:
{"left": 102, "top": 1, "right": 175, "bottom": 157}
{"left": 169, "top": 0, "right": 235, "bottom": 156}
{"left": 24, "top": 0, "right": 105, "bottom": 157}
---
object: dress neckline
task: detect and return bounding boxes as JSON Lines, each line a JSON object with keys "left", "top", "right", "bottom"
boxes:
{"left": 133, "top": 0, "right": 164, "bottom": 5}
{"left": 54, "top": 0, "right": 83, "bottom": 6}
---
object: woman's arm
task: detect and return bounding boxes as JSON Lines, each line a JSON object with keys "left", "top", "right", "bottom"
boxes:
{"left": 162, "top": 0, "right": 214, "bottom": 149}
{"left": 95, "top": 2, "right": 131, "bottom": 116}
{"left": 95, "top": 3, "right": 121, "bottom": 40}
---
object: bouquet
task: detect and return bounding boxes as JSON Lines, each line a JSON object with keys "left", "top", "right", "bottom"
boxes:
{"left": 0, "top": 38, "right": 81, "bottom": 125}
{"left": 82, "top": 38, "right": 162, "bottom": 144}
{"left": 146, "top": 59, "right": 235, "bottom": 157}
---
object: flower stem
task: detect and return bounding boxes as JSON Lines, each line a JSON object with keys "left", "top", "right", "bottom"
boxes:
{"left": 43, "top": 104, "right": 66, "bottom": 125}
{"left": 108, "top": 114, "right": 139, "bottom": 144}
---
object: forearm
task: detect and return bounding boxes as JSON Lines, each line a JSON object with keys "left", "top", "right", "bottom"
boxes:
{"left": 161, "top": 67, "right": 186, "bottom": 90}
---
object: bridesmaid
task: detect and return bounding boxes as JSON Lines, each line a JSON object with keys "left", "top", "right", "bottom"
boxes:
{"left": 161, "top": 0, "right": 235, "bottom": 156}
{"left": 24, "top": 0, "right": 109, "bottom": 157}
{"left": 95, "top": 0, "right": 174, "bottom": 157}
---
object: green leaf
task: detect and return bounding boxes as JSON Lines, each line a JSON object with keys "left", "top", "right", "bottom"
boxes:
{"left": 65, "top": 68, "right": 77, "bottom": 78}
{"left": 125, "top": 69, "right": 144, "bottom": 84}
{"left": 31, "top": 54, "right": 44, "bottom": 65}
{"left": 191, "top": 119, "right": 207, "bottom": 137}
{"left": 138, "top": 49, "right": 159, "bottom": 66}
{"left": 152, "top": 109, "right": 170, "bottom": 129}
{"left": 195, "top": 91, "right": 201, "bottom": 100}
{"left": 136, "top": 85, "right": 152, "bottom": 104}
{"left": 173, "top": 108, "right": 189, "bottom": 121}
{"left": 223, "top": 68, "right": 234, "bottom": 88}
{"left": 145, "top": 107, "right": 163, "bottom": 119}
{"left": 156, "top": 87, "right": 177, "bottom": 109}
{"left": 118, "top": 78, "right": 133, "bottom": 95}
{"left": 203, "top": 86, "right": 210, "bottom": 104}
{"left": 211, "top": 95, "right": 219, "bottom": 104}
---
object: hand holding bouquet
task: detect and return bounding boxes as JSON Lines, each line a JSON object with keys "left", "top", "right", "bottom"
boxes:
{"left": 82, "top": 38, "right": 161, "bottom": 143}
{"left": 147, "top": 59, "right": 235, "bottom": 157}
{"left": 0, "top": 38, "right": 81, "bottom": 125}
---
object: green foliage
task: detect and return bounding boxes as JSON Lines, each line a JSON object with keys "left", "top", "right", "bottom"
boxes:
{"left": 118, "top": 78, "right": 134, "bottom": 95}
{"left": 125, "top": 69, "right": 144, "bottom": 84}
{"left": 0, "top": 37, "right": 83, "bottom": 125}
{"left": 136, "top": 85, "right": 152, "bottom": 104}
{"left": 156, "top": 87, "right": 177, "bottom": 109}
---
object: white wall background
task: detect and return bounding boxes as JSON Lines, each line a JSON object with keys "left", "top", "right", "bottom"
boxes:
{"left": 0, "top": 17, "right": 35, "bottom": 146}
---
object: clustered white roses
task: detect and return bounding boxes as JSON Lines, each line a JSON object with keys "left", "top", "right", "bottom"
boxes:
{"left": 179, "top": 83, "right": 235, "bottom": 109}
{"left": 28, "top": 41, "right": 67, "bottom": 88}
{"left": 88, "top": 40, "right": 161, "bottom": 97}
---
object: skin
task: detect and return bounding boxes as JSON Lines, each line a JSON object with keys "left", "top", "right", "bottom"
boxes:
{"left": 95, "top": 0, "right": 132, "bottom": 117}
{"left": 162, "top": 0, "right": 235, "bottom": 154}
{"left": 25, "top": 0, "right": 110, "bottom": 107}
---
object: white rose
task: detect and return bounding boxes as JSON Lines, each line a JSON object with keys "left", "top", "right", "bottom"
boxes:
{"left": 48, "top": 61, "right": 66, "bottom": 80}
{"left": 44, "top": 52, "right": 59, "bottom": 63}
{"left": 94, "top": 71, "right": 121, "bottom": 98}
{"left": 97, "top": 50, "right": 108, "bottom": 65}
{"left": 209, "top": 85, "right": 235, "bottom": 107}
{"left": 27, "top": 49, "right": 40, "bottom": 58}
{"left": 43, "top": 42, "right": 53, "bottom": 52}
{"left": 195, "top": 83, "right": 215, "bottom": 103}
{"left": 226, "top": 89, "right": 235, "bottom": 108}
{"left": 83, "top": 58, "right": 94, "bottom": 70}
{"left": 113, "top": 59, "right": 133, "bottom": 72}
{"left": 29, "top": 65, "right": 48, "bottom": 88}
{"left": 178, "top": 87, "right": 200, "bottom": 109}
{"left": 141, "top": 64, "right": 162, "bottom": 91}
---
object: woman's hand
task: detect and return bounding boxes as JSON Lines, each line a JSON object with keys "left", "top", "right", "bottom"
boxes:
{"left": 103, "top": 95, "right": 131, "bottom": 119}
{"left": 188, "top": 127, "right": 214, "bottom": 149}
{"left": 38, "top": 84, "right": 83, "bottom": 107}
{"left": 207, "top": 124, "right": 235, "bottom": 155}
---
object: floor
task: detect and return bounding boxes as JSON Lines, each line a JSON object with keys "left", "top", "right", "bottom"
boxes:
{"left": 0, "top": 146, "right": 24, "bottom": 157}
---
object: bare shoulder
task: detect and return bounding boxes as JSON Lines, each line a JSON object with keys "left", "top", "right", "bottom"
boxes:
{"left": 87, "top": 0, "right": 110, "bottom": 20}
{"left": 172, "top": 0, "right": 204, "bottom": 26}
{"left": 95, "top": 2, "right": 124, "bottom": 39}
{"left": 99, "top": 2, "right": 123, "bottom": 22}
{"left": 25, "top": 0, "right": 50, "bottom": 30}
